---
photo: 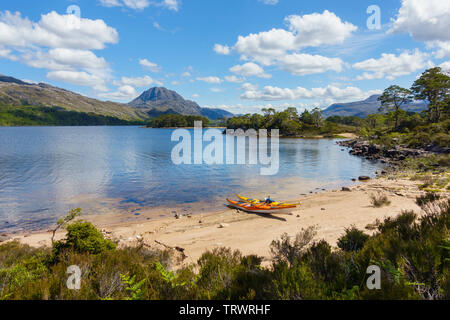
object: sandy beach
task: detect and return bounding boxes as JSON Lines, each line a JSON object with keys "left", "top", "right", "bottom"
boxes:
{"left": 10, "top": 176, "right": 429, "bottom": 266}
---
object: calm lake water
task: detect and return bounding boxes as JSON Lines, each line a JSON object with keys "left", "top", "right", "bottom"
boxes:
{"left": 0, "top": 126, "right": 384, "bottom": 232}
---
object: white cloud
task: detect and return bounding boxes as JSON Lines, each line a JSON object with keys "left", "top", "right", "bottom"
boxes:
{"left": 47, "top": 48, "right": 108, "bottom": 71}
{"left": 196, "top": 76, "right": 223, "bottom": 84}
{"left": 100, "top": 0, "right": 179, "bottom": 11}
{"left": 0, "top": 11, "right": 118, "bottom": 91}
{"left": 192, "top": 93, "right": 199, "bottom": 98}
{"left": 161, "top": 0, "right": 180, "bottom": 12}
{"left": 0, "top": 47, "right": 17, "bottom": 61}
{"left": 210, "top": 87, "right": 224, "bottom": 93}
{"left": 240, "top": 84, "right": 381, "bottom": 103}
{"left": 181, "top": 71, "right": 191, "bottom": 77}
{"left": 113, "top": 75, "right": 162, "bottom": 87}
{"left": 241, "top": 82, "right": 259, "bottom": 92}
{"left": 234, "top": 10, "right": 357, "bottom": 66}
{"left": 213, "top": 44, "right": 231, "bottom": 55}
{"left": 202, "top": 103, "right": 305, "bottom": 115}
{"left": 47, "top": 70, "right": 108, "bottom": 92}
{"left": 431, "top": 41, "right": 450, "bottom": 59}
{"left": 286, "top": 11, "right": 357, "bottom": 48}
{"left": 229, "top": 62, "right": 271, "bottom": 78}
{"left": 278, "top": 53, "right": 344, "bottom": 76}
{"left": 153, "top": 22, "right": 164, "bottom": 31}
{"left": 225, "top": 75, "right": 245, "bottom": 83}
{"left": 390, "top": 0, "right": 450, "bottom": 58}
{"left": 99, "top": 85, "right": 138, "bottom": 101}
{"left": 99, "top": 0, "right": 122, "bottom": 7}
{"left": 440, "top": 61, "right": 450, "bottom": 72}
{"left": 139, "top": 59, "right": 161, "bottom": 72}
{"left": 353, "top": 49, "right": 433, "bottom": 80}
{"left": 0, "top": 11, "right": 118, "bottom": 50}
{"left": 259, "top": 0, "right": 279, "bottom": 5}
{"left": 122, "top": 0, "right": 150, "bottom": 10}
{"left": 235, "top": 28, "right": 296, "bottom": 66}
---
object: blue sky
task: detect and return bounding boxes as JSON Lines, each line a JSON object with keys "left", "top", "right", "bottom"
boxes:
{"left": 0, "top": 0, "right": 449, "bottom": 114}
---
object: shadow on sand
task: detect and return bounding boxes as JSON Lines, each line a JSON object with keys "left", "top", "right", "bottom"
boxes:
{"left": 226, "top": 205, "right": 288, "bottom": 222}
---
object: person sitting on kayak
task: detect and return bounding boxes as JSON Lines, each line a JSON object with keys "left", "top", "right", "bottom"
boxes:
{"left": 264, "top": 196, "right": 274, "bottom": 204}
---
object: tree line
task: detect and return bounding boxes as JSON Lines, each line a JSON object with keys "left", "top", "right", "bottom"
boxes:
{"left": 224, "top": 67, "right": 449, "bottom": 146}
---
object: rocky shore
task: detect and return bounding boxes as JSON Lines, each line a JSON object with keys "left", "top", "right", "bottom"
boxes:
{"left": 338, "top": 139, "right": 449, "bottom": 163}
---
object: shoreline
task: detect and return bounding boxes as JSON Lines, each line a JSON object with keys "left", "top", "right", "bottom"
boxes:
{"left": 8, "top": 176, "right": 428, "bottom": 266}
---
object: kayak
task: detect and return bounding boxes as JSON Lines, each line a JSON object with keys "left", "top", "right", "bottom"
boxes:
{"left": 236, "top": 194, "right": 300, "bottom": 207}
{"left": 227, "top": 198, "right": 297, "bottom": 214}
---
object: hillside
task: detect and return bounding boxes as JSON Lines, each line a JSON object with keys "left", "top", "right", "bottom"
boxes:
{"left": 129, "top": 87, "right": 234, "bottom": 120}
{"left": 322, "top": 94, "right": 428, "bottom": 118}
{"left": 0, "top": 78, "right": 147, "bottom": 121}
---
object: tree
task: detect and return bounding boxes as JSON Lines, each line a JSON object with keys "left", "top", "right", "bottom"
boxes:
{"left": 310, "top": 108, "right": 324, "bottom": 129}
{"left": 299, "top": 108, "right": 323, "bottom": 128}
{"left": 285, "top": 107, "right": 299, "bottom": 121}
{"left": 378, "top": 85, "right": 412, "bottom": 129}
{"left": 411, "top": 67, "right": 450, "bottom": 123}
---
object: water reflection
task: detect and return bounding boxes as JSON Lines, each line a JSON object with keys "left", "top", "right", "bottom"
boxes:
{"left": 0, "top": 127, "right": 383, "bottom": 232}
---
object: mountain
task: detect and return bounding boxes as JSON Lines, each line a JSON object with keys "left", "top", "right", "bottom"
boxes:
{"left": 0, "top": 75, "right": 147, "bottom": 121}
{"left": 129, "top": 87, "right": 233, "bottom": 120}
{"left": 0, "top": 76, "right": 233, "bottom": 121}
{"left": 322, "top": 94, "right": 428, "bottom": 118}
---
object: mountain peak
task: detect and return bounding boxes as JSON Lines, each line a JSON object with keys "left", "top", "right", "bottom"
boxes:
{"left": 128, "top": 87, "right": 233, "bottom": 119}
{"left": 135, "top": 87, "right": 184, "bottom": 103}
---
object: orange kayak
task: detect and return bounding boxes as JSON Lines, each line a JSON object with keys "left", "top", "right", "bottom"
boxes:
{"left": 226, "top": 198, "right": 297, "bottom": 214}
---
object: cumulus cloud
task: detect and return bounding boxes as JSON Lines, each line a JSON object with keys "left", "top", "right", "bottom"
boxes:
{"left": 99, "top": 85, "right": 138, "bottom": 100}
{"left": 0, "top": 11, "right": 118, "bottom": 50}
{"left": 47, "top": 70, "right": 108, "bottom": 92}
{"left": 0, "top": 47, "right": 17, "bottom": 61}
{"left": 0, "top": 10, "right": 118, "bottom": 91}
{"left": 440, "top": 61, "right": 450, "bottom": 72}
{"left": 213, "top": 44, "right": 231, "bottom": 55}
{"left": 139, "top": 59, "right": 162, "bottom": 72}
{"left": 113, "top": 75, "right": 162, "bottom": 87}
{"left": 240, "top": 84, "right": 381, "bottom": 103}
{"left": 196, "top": 76, "right": 223, "bottom": 84}
{"left": 234, "top": 10, "right": 357, "bottom": 66}
{"left": 229, "top": 62, "right": 271, "bottom": 78}
{"left": 278, "top": 53, "right": 344, "bottom": 76}
{"left": 353, "top": 49, "right": 433, "bottom": 80}
{"left": 99, "top": 0, "right": 123, "bottom": 7}
{"left": 225, "top": 75, "right": 245, "bottom": 83}
{"left": 390, "top": 0, "right": 450, "bottom": 58}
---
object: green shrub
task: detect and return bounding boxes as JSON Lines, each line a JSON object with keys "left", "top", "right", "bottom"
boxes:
{"left": 53, "top": 221, "right": 116, "bottom": 257}
{"left": 337, "top": 227, "right": 370, "bottom": 252}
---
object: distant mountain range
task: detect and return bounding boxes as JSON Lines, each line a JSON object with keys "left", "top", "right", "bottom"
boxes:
{"left": 0, "top": 75, "right": 233, "bottom": 121}
{"left": 322, "top": 94, "right": 428, "bottom": 118}
{"left": 0, "top": 74, "right": 430, "bottom": 122}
